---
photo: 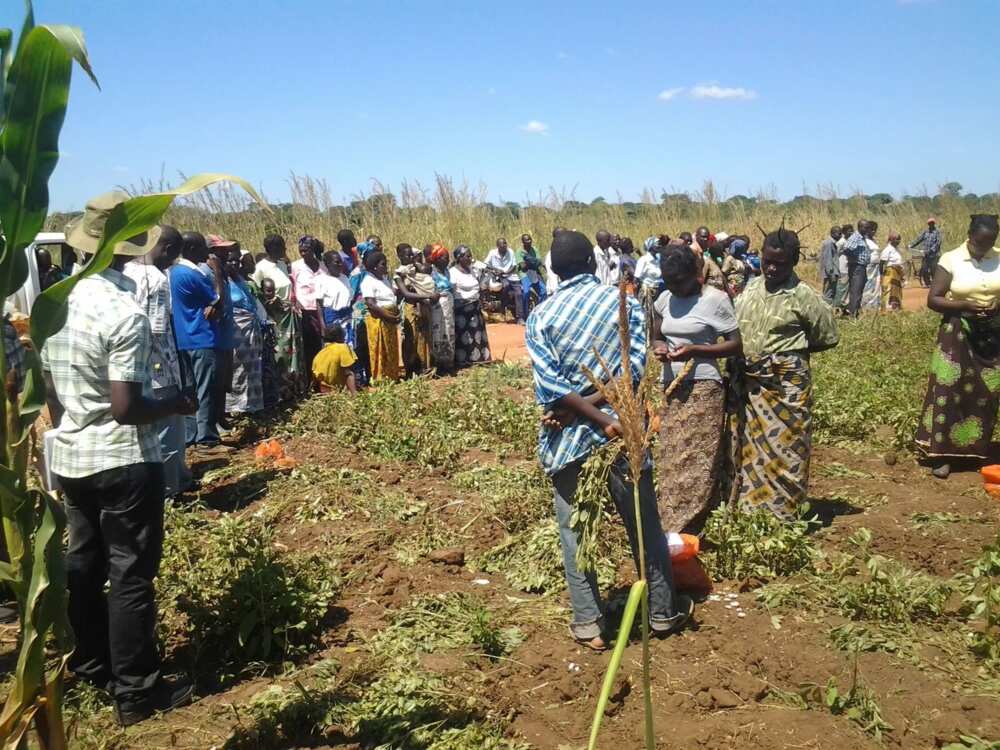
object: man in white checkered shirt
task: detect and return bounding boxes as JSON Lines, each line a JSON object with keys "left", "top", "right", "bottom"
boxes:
{"left": 42, "top": 192, "right": 197, "bottom": 727}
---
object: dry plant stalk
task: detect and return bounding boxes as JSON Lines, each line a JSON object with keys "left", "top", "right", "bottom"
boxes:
{"left": 580, "top": 282, "right": 664, "bottom": 750}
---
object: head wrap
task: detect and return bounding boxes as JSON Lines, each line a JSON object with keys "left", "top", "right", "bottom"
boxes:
{"left": 729, "top": 238, "right": 748, "bottom": 258}
{"left": 644, "top": 236, "right": 658, "bottom": 253}
{"left": 429, "top": 243, "right": 449, "bottom": 262}
{"left": 357, "top": 241, "right": 376, "bottom": 259}
{"left": 298, "top": 234, "right": 315, "bottom": 252}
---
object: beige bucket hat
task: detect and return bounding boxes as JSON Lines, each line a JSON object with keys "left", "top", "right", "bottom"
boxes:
{"left": 65, "top": 190, "right": 162, "bottom": 256}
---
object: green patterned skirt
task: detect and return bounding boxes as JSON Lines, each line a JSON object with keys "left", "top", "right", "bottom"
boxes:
{"left": 915, "top": 315, "right": 1000, "bottom": 459}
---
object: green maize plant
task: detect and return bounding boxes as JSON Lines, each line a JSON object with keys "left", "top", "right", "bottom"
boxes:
{"left": 581, "top": 284, "right": 666, "bottom": 750}
{"left": 0, "top": 5, "right": 267, "bottom": 746}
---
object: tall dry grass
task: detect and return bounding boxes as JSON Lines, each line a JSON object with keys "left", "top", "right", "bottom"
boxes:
{"left": 48, "top": 173, "right": 1000, "bottom": 264}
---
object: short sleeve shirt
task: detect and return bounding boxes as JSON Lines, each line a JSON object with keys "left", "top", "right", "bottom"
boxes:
{"left": 360, "top": 274, "right": 397, "bottom": 308}
{"left": 41, "top": 269, "right": 161, "bottom": 478}
{"left": 449, "top": 266, "right": 482, "bottom": 301}
{"left": 312, "top": 342, "right": 358, "bottom": 388}
{"left": 938, "top": 243, "right": 1000, "bottom": 305}
{"left": 654, "top": 286, "right": 738, "bottom": 382}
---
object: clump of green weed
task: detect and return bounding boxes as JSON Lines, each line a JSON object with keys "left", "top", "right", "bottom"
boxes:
{"left": 812, "top": 311, "right": 938, "bottom": 450}
{"left": 371, "top": 592, "right": 523, "bottom": 661}
{"left": 225, "top": 660, "right": 345, "bottom": 750}
{"left": 287, "top": 369, "right": 538, "bottom": 469}
{"left": 828, "top": 529, "right": 954, "bottom": 623}
{"left": 702, "top": 502, "right": 817, "bottom": 581}
{"left": 474, "top": 517, "right": 619, "bottom": 594}
{"left": 452, "top": 464, "right": 550, "bottom": 534}
{"left": 158, "top": 503, "right": 340, "bottom": 684}
{"left": 800, "top": 664, "right": 893, "bottom": 741}
{"left": 960, "top": 532, "right": 1000, "bottom": 671}
{"left": 827, "top": 622, "right": 917, "bottom": 659}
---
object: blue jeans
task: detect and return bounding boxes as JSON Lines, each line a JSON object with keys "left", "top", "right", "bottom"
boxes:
{"left": 181, "top": 348, "right": 219, "bottom": 446}
{"left": 153, "top": 385, "right": 192, "bottom": 495}
{"left": 552, "top": 457, "right": 678, "bottom": 640}
{"left": 521, "top": 275, "right": 546, "bottom": 317}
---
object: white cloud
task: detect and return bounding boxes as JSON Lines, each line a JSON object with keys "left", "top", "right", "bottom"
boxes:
{"left": 519, "top": 120, "right": 549, "bottom": 135}
{"left": 657, "top": 87, "right": 685, "bottom": 101}
{"left": 690, "top": 84, "right": 757, "bottom": 101}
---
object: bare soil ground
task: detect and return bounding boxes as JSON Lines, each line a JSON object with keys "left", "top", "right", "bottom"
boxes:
{"left": 69, "top": 389, "right": 996, "bottom": 749}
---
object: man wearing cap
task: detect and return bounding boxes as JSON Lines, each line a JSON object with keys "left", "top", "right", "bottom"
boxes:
{"left": 123, "top": 225, "right": 193, "bottom": 497}
{"left": 910, "top": 218, "right": 942, "bottom": 288}
{"left": 172, "top": 232, "right": 225, "bottom": 447}
{"left": 43, "top": 191, "right": 198, "bottom": 725}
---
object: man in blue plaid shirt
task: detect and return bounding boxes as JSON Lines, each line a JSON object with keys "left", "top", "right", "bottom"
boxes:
{"left": 842, "top": 219, "right": 874, "bottom": 317}
{"left": 525, "top": 229, "right": 693, "bottom": 649}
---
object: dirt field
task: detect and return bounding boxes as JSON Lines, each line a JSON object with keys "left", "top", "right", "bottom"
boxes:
{"left": 44, "top": 354, "right": 992, "bottom": 749}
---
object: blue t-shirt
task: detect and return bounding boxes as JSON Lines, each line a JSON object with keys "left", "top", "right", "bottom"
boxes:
{"left": 170, "top": 263, "right": 218, "bottom": 351}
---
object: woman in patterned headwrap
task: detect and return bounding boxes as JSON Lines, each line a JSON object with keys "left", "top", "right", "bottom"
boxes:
{"left": 427, "top": 243, "right": 456, "bottom": 375}
{"left": 449, "top": 245, "right": 492, "bottom": 369}
{"left": 732, "top": 227, "right": 839, "bottom": 520}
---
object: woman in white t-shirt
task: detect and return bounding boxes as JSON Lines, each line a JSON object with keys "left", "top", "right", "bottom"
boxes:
{"left": 359, "top": 251, "right": 401, "bottom": 381}
{"left": 317, "top": 250, "right": 357, "bottom": 348}
{"left": 652, "top": 243, "right": 742, "bottom": 532}
{"left": 861, "top": 223, "right": 882, "bottom": 310}
{"left": 448, "top": 245, "right": 492, "bottom": 368}
{"left": 880, "top": 233, "right": 905, "bottom": 311}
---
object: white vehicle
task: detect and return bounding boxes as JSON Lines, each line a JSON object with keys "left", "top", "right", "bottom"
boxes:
{"left": 6, "top": 232, "right": 75, "bottom": 317}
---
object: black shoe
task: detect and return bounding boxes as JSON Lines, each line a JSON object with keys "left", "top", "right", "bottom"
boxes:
{"left": 114, "top": 677, "right": 195, "bottom": 727}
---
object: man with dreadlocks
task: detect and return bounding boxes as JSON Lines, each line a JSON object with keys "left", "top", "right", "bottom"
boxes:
{"left": 733, "top": 225, "right": 839, "bottom": 520}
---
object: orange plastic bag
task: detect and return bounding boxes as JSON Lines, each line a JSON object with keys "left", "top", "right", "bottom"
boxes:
{"left": 274, "top": 456, "right": 298, "bottom": 470}
{"left": 984, "top": 483, "right": 1000, "bottom": 500}
{"left": 672, "top": 557, "right": 713, "bottom": 597}
{"left": 980, "top": 465, "right": 1000, "bottom": 484}
{"left": 667, "top": 532, "right": 700, "bottom": 562}
{"left": 254, "top": 439, "right": 285, "bottom": 461}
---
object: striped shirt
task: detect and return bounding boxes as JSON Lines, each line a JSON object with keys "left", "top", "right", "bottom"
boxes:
{"left": 41, "top": 268, "right": 161, "bottom": 479}
{"left": 526, "top": 273, "right": 645, "bottom": 475}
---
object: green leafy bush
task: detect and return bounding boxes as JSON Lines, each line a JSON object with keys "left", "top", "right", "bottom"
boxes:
{"left": 452, "top": 464, "right": 550, "bottom": 533}
{"left": 474, "top": 517, "right": 619, "bottom": 594}
{"left": 158, "top": 504, "right": 340, "bottom": 683}
{"left": 370, "top": 592, "right": 523, "bottom": 661}
{"left": 288, "top": 369, "right": 539, "bottom": 468}
{"left": 812, "top": 312, "right": 937, "bottom": 449}
{"left": 703, "top": 503, "right": 817, "bottom": 581}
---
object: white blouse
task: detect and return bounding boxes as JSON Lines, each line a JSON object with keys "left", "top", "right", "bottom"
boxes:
{"left": 360, "top": 274, "right": 397, "bottom": 308}
{"left": 449, "top": 266, "right": 481, "bottom": 301}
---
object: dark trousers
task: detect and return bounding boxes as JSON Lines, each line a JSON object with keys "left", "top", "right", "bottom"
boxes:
{"left": 181, "top": 348, "right": 219, "bottom": 445}
{"left": 920, "top": 254, "right": 938, "bottom": 287}
{"left": 846, "top": 262, "right": 867, "bottom": 317}
{"left": 821, "top": 274, "right": 838, "bottom": 304}
{"left": 301, "top": 309, "right": 323, "bottom": 384}
{"left": 59, "top": 462, "right": 165, "bottom": 708}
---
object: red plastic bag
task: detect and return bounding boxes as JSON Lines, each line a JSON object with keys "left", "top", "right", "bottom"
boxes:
{"left": 672, "top": 557, "right": 713, "bottom": 597}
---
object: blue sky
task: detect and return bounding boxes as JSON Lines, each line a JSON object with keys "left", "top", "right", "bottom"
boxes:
{"left": 9, "top": 0, "right": 1000, "bottom": 211}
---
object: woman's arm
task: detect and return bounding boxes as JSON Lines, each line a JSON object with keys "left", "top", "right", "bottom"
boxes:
{"left": 365, "top": 297, "right": 400, "bottom": 324}
{"left": 668, "top": 331, "right": 743, "bottom": 361}
{"left": 927, "top": 266, "right": 985, "bottom": 316}
{"left": 317, "top": 300, "right": 327, "bottom": 334}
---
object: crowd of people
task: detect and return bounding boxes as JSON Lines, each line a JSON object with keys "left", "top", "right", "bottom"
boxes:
{"left": 816, "top": 217, "right": 942, "bottom": 316}
{"left": 27, "top": 186, "right": 1000, "bottom": 722}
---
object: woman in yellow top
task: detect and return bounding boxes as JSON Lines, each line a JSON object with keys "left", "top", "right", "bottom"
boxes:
{"left": 312, "top": 324, "right": 358, "bottom": 394}
{"left": 916, "top": 214, "right": 1000, "bottom": 478}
